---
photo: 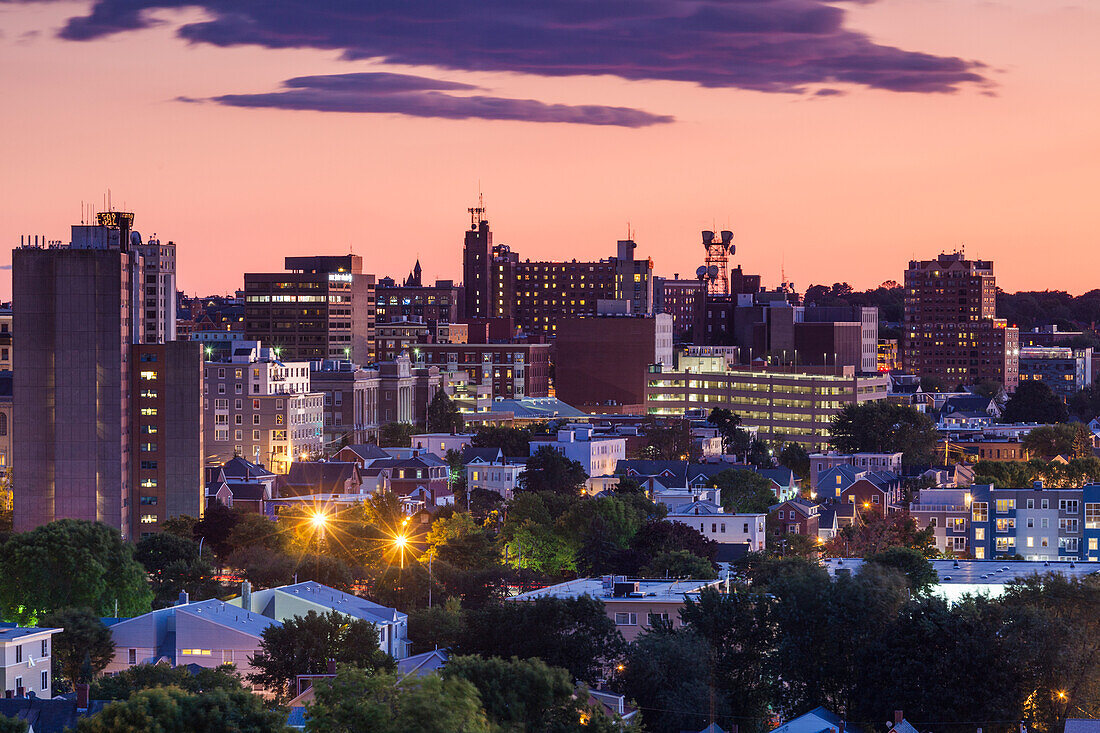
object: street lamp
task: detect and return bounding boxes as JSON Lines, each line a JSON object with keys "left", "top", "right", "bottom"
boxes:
{"left": 310, "top": 511, "right": 328, "bottom": 541}
{"left": 393, "top": 533, "right": 408, "bottom": 569}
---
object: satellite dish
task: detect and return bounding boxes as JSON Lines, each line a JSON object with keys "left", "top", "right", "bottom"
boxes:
{"left": 701, "top": 230, "right": 715, "bottom": 247}
{"left": 728, "top": 244, "right": 736, "bottom": 255}
{"left": 130, "top": 231, "right": 142, "bottom": 246}
{"left": 695, "top": 266, "right": 707, "bottom": 280}
{"left": 707, "top": 265, "right": 719, "bottom": 279}
{"left": 720, "top": 230, "right": 733, "bottom": 244}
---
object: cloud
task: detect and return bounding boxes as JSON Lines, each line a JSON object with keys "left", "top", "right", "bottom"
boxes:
{"left": 41, "top": 0, "right": 988, "bottom": 94}
{"left": 184, "top": 72, "right": 673, "bottom": 127}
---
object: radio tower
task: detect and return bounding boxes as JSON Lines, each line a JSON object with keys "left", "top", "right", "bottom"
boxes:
{"left": 701, "top": 230, "right": 733, "bottom": 296}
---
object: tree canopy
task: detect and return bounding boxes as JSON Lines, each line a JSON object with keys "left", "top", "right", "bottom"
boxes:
{"left": 710, "top": 469, "right": 777, "bottom": 513}
{"left": 1003, "top": 381, "right": 1069, "bottom": 424}
{"left": 75, "top": 685, "right": 288, "bottom": 733}
{"left": 40, "top": 607, "right": 115, "bottom": 688}
{"left": 426, "top": 390, "right": 464, "bottom": 434}
{"left": 378, "top": 422, "right": 417, "bottom": 448}
{"left": 829, "top": 402, "right": 938, "bottom": 465}
{"left": 518, "top": 447, "right": 588, "bottom": 495}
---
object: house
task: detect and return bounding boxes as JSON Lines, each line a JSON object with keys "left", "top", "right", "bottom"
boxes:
{"left": 226, "top": 581, "right": 411, "bottom": 660}
{"left": 333, "top": 443, "right": 391, "bottom": 469}
{"left": 103, "top": 596, "right": 278, "bottom": 678}
{"left": 369, "top": 453, "right": 454, "bottom": 513}
{"left": 616, "top": 460, "right": 736, "bottom": 493}
{"left": 653, "top": 486, "right": 722, "bottom": 512}
{"left": 410, "top": 433, "right": 474, "bottom": 458}
{"left": 770, "top": 498, "right": 821, "bottom": 537}
{"left": 0, "top": 627, "right": 62, "bottom": 699}
{"left": 838, "top": 471, "right": 903, "bottom": 517}
{"left": 665, "top": 502, "right": 766, "bottom": 551}
{"left": 587, "top": 689, "right": 639, "bottom": 726}
{"left": 0, "top": 697, "right": 108, "bottom": 733}
{"left": 809, "top": 452, "right": 902, "bottom": 492}
{"left": 510, "top": 577, "right": 724, "bottom": 643}
{"left": 466, "top": 456, "right": 525, "bottom": 500}
{"left": 770, "top": 706, "right": 866, "bottom": 733}
{"left": 204, "top": 456, "right": 277, "bottom": 513}
{"left": 530, "top": 427, "right": 626, "bottom": 494}
{"left": 757, "top": 467, "right": 801, "bottom": 503}
{"left": 277, "top": 461, "right": 364, "bottom": 498}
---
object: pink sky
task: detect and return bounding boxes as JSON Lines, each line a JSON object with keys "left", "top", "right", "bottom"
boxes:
{"left": 1, "top": 0, "right": 1098, "bottom": 299}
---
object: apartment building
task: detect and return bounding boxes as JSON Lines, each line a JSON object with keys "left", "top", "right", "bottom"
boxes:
{"left": 374, "top": 318, "right": 429, "bottom": 363}
{"left": 666, "top": 501, "right": 766, "bottom": 551}
{"left": 204, "top": 341, "right": 323, "bottom": 474}
{"left": 375, "top": 275, "right": 461, "bottom": 327}
{"left": 417, "top": 343, "right": 550, "bottom": 399}
{"left": 646, "top": 352, "right": 888, "bottom": 451}
{"left": 0, "top": 627, "right": 60, "bottom": 699}
{"left": 529, "top": 426, "right": 626, "bottom": 491}
{"left": 902, "top": 252, "right": 1019, "bottom": 389}
{"left": 1018, "top": 346, "right": 1093, "bottom": 400}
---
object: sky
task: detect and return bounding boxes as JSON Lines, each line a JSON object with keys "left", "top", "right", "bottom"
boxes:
{"left": 1, "top": 0, "right": 1098, "bottom": 298}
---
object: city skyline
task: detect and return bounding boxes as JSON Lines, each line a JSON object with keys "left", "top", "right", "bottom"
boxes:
{"left": 2, "top": 1, "right": 1098, "bottom": 299}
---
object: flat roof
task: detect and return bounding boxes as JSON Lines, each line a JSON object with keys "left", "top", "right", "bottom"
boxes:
{"left": 0, "top": 627, "right": 61, "bottom": 643}
{"left": 823, "top": 558, "right": 1100, "bottom": 584}
{"left": 511, "top": 578, "right": 723, "bottom": 603}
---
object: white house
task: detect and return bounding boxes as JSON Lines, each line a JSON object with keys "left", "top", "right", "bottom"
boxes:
{"left": 666, "top": 501, "right": 766, "bottom": 551}
{"left": 410, "top": 433, "right": 474, "bottom": 459}
{"left": 529, "top": 427, "right": 625, "bottom": 494}
{"left": 0, "top": 627, "right": 61, "bottom": 699}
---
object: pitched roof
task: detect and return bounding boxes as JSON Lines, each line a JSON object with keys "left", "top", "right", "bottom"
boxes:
{"left": 340, "top": 443, "right": 391, "bottom": 461}
{"left": 205, "top": 480, "right": 267, "bottom": 502}
{"left": 219, "top": 456, "right": 275, "bottom": 480}
{"left": 275, "top": 581, "right": 406, "bottom": 625}
{"left": 397, "top": 649, "right": 449, "bottom": 678}
{"left": 0, "top": 698, "right": 107, "bottom": 733}
{"left": 462, "top": 446, "right": 504, "bottom": 464}
{"left": 758, "top": 467, "right": 797, "bottom": 486}
{"left": 281, "top": 462, "right": 361, "bottom": 494}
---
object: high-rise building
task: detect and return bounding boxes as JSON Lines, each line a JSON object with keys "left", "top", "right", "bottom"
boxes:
{"left": 244, "top": 255, "right": 376, "bottom": 364}
{"left": 903, "top": 252, "right": 1019, "bottom": 389}
{"left": 375, "top": 277, "right": 462, "bottom": 327}
{"left": 13, "top": 214, "right": 201, "bottom": 537}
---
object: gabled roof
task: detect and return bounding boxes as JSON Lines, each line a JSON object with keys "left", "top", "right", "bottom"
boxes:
{"left": 340, "top": 443, "right": 391, "bottom": 461}
{"left": 205, "top": 480, "right": 267, "bottom": 502}
{"left": 397, "top": 649, "right": 449, "bottom": 678}
{"left": 373, "top": 453, "right": 449, "bottom": 470}
{"left": 281, "top": 462, "right": 361, "bottom": 494}
{"left": 462, "top": 446, "right": 504, "bottom": 464}
{"left": 275, "top": 582, "right": 406, "bottom": 625}
{"left": 770, "top": 498, "right": 818, "bottom": 516}
{"left": 0, "top": 698, "right": 108, "bottom": 733}
{"left": 219, "top": 456, "right": 275, "bottom": 480}
{"left": 667, "top": 500, "right": 725, "bottom": 516}
{"left": 758, "top": 467, "right": 797, "bottom": 487}
{"left": 176, "top": 599, "right": 280, "bottom": 637}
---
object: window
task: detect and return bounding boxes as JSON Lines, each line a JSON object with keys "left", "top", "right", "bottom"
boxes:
{"left": 14, "top": 677, "right": 21, "bottom": 693}
{"left": 1086, "top": 504, "right": 1100, "bottom": 529}
{"left": 1060, "top": 499, "right": 1079, "bottom": 513}
{"left": 41, "top": 640, "right": 47, "bottom": 657}
{"left": 996, "top": 499, "right": 1014, "bottom": 513}
{"left": 929, "top": 517, "right": 937, "bottom": 527}
{"left": 1027, "top": 536, "right": 1035, "bottom": 548}
{"left": 972, "top": 502, "right": 988, "bottom": 522}
{"left": 1060, "top": 518, "right": 1079, "bottom": 533}
{"left": 647, "top": 612, "right": 670, "bottom": 626}
{"left": 1027, "top": 499, "right": 1035, "bottom": 509}
{"left": 140, "top": 370, "right": 157, "bottom": 381}
{"left": 140, "top": 514, "right": 157, "bottom": 524}
{"left": 180, "top": 649, "right": 212, "bottom": 656}
{"left": 140, "top": 496, "right": 157, "bottom": 506}
{"left": 614, "top": 612, "right": 638, "bottom": 626}
{"left": 41, "top": 671, "right": 48, "bottom": 690}
{"left": 1042, "top": 499, "right": 1049, "bottom": 509}
{"left": 1060, "top": 537, "right": 1079, "bottom": 553}
{"left": 777, "top": 510, "right": 784, "bottom": 519}
{"left": 951, "top": 537, "right": 967, "bottom": 551}
{"left": 1091, "top": 538, "right": 1098, "bottom": 551}
{"left": 1027, "top": 518, "right": 1034, "bottom": 528}
{"left": 1041, "top": 518, "right": 1049, "bottom": 528}
{"left": 0, "top": 413, "right": 6, "bottom": 437}
{"left": 975, "top": 528, "right": 985, "bottom": 541}
{"left": 15, "top": 645, "right": 22, "bottom": 663}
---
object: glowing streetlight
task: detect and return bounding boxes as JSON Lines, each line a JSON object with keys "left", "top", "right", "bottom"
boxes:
{"left": 393, "top": 533, "right": 408, "bottom": 569}
{"left": 310, "top": 511, "right": 328, "bottom": 541}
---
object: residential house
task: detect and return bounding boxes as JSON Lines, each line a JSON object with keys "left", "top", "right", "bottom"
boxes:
{"left": 410, "top": 433, "right": 474, "bottom": 459}
{"left": 0, "top": 627, "right": 61, "bottom": 699}
{"left": 370, "top": 453, "right": 454, "bottom": 512}
{"left": 277, "top": 462, "right": 363, "bottom": 498}
{"left": 203, "top": 456, "right": 277, "bottom": 513}
{"left": 530, "top": 427, "right": 626, "bottom": 494}
{"left": 757, "top": 467, "right": 801, "bottom": 503}
{"left": 770, "top": 499, "right": 821, "bottom": 537}
{"left": 465, "top": 448, "right": 524, "bottom": 500}
{"left": 809, "top": 452, "right": 902, "bottom": 492}
{"left": 838, "top": 471, "right": 903, "bottom": 517}
{"left": 665, "top": 501, "right": 766, "bottom": 551}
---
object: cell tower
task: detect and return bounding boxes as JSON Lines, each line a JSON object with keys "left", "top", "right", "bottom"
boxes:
{"left": 701, "top": 230, "right": 734, "bottom": 295}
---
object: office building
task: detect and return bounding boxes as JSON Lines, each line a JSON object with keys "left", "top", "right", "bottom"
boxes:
{"left": 462, "top": 204, "right": 516, "bottom": 321}
{"left": 244, "top": 255, "right": 376, "bottom": 364}
{"left": 203, "top": 341, "right": 323, "bottom": 473}
{"left": 375, "top": 275, "right": 461, "bottom": 327}
{"left": 1018, "top": 346, "right": 1092, "bottom": 400}
{"left": 654, "top": 277, "right": 705, "bottom": 341}
{"left": 374, "top": 319, "right": 430, "bottom": 363}
{"left": 310, "top": 360, "right": 380, "bottom": 447}
{"left": 902, "top": 252, "right": 1019, "bottom": 389}
{"left": 554, "top": 313, "right": 674, "bottom": 411}
{"left": 645, "top": 351, "right": 889, "bottom": 451}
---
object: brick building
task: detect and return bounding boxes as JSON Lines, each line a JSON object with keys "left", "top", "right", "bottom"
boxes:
{"left": 417, "top": 343, "right": 550, "bottom": 399}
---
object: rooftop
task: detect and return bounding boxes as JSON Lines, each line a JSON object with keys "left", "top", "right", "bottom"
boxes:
{"left": 511, "top": 577, "right": 723, "bottom": 603}
{"left": 823, "top": 558, "right": 1100, "bottom": 585}
{"left": 0, "top": 627, "right": 61, "bottom": 643}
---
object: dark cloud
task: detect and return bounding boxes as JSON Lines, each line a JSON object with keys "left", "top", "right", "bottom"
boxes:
{"left": 185, "top": 72, "right": 673, "bottom": 127}
{"left": 39, "top": 0, "right": 988, "bottom": 94}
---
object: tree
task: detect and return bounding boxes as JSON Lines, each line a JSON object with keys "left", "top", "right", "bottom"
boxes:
{"left": 191, "top": 501, "right": 241, "bottom": 562}
{"left": 1003, "top": 381, "right": 1070, "bottom": 424}
{"left": 778, "top": 443, "right": 810, "bottom": 482}
{"left": 640, "top": 417, "right": 694, "bottom": 461}
{"left": 823, "top": 511, "right": 935, "bottom": 557}
{"left": 426, "top": 391, "right": 464, "bottom": 434}
{"left": 378, "top": 422, "right": 416, "bottom": 448}
{"left": 305, "top": 668, "right": 490, "bottom": 733}
{"left": 0, "top": 519, "right": 153, "bottom": 623}
{"left": 471, "top": 425, "right": 535, "bottom": 457}
{"left": 865, "top": 547, "right": 938, "bottom": 593}
{"left": 708, "top": 408, "right": 745, "bottom": 454}
{"left": 76, "top": 685, "right": 288, "bottom": 733}
{"left": 518, "top": 447, "right": 588, "bottom": 495}
{"left": 829, "top": 402, "right": 938, "bottom": 465}
{"left": 1070, "top": 380, "right": 1100, "bottom": 422}
{"left": 501, "top": 492, "right": 580, "bottom": 574}
{"left": 630, "top": 520, "right": 716, "bottom": 564}
{"left": 40, "top": 608, "right": 114, "bottom": 688}
{"left": 91, "top": 663, "right": 246, "bottom": 701}
{"left": 0, "top": 469, "right": 13, "bottom": 535}
{"left": 443, "top": 655, "right": 578, "bottom": 731}
{"left": 1024, "top": 424, "right": 1078, "bottom": 459}
{"left": 456, "top": 596, "right": 625, "bottom": 683}
{"left": 0, "top": 718, "right": 26, "bottom": 733}
{"left": 919, "top": 375, "right": 950, "bottom": 393}
{"left": 1073, "top": 422, "right": 1093, "bottom": 459}
{"left": 641, "top": 550, "right": 716, "bottom": 579}
{"left": 710, "top": 469, "right": 777, "bottom": 513}
{"left": 134, "top": 533, "right": 223, "bottom": 608}
{"left": 248, "top": 610, "right": 397, "bottom": 698}
{"left": 407, "top": 599, "right": 466, "bottom": 654}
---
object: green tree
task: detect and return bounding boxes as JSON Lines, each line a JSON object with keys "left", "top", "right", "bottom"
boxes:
{"left": 407, "top": 599, "right": 466, "bottom": 654}
{"left": 457, "top": 596, "right": 625, "bottom": 684}
{"left": 76, "top": 685, "right": 289, "bottom": 733}
{"left": 1003, "top": 381, "right": 1069, "bottom": 424}
{"left": 615, "top": 626, "right": 719, "bottom": 733}
{"left": 305, "top": 668, "right": 490, "bottom": 733}
{"left": 40, "top": 608, "right": 114, "bottom": 688}
{"left": 248, "top": 610, "right": 397, "bottom": 698}
{"left": 0, "top": 718, "right": 27, "bottom": 733}
{"left": 823, "top": 510, "right": 935, "bottom": 557}
{"left": 134, "top": 532, "right": 223, "bottom": 608}
{"left": 90, "top": 663, "right": 246, "bottom": 701}
{"left": 0, "top": 519, "right": 152, "bottom": 623}
{"left": 192, "top": 501, "right": 241, "bottom": 562}
{"left": 865, "top": 547, "right": 938, "bottom": 593}
{"left": 829, "top": 401, "right": 938, "bottom": 465}
{"left": 0, "top": 469, "right": 13, "bottom": 535}
{"left": 630, "top": 520, "right": 716, "bottom": 565}
{"left": 426, "top": 391, "right": 464, "bottom": 434}
{"left": 471, "top": 426, "right": 535, "bottom": 457}
{"left": 1073, "top": 422, "right": 1093, "bottom": 459}
{"left": 378, "top": 422, "right": 416, "bottom": 448}
{"left": 500, "top": 492, "right": 580, "bottom": 574}
{"left": 443, "top": 655, "right": 577, "bottom": 731}
{"left": 1024, "top": 424, "right": 1078, "bottom": 459}
{"left": 641, "top": 550, "right": 716, "bottom": 579}
{"left": 640, "top": 417, "right": 695, "bottom": 461}
{"left": 709, "top": 469, "right": 776, "bottom": 513}
{"left": 778, "top": 443, "right": 811, "bottom": 482}
{"left": 708, "top": 408, "right": 746, "bottom": 454}
{"left": 518, "top": 447, "right": 588, "bottom": 495}
{"left": 1069, "top": 380, "right": 1100, "bottom": 422}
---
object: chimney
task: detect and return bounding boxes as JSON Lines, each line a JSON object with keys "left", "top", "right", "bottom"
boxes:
{"left": 16, "top": 686, "right": 24, "bottom": 698}
{"left": 894, "top": 710, "right": 904, "bottom": 725}
{"left": 76, "top": 683, "right": 90, "bottom": 711}
{"left": 4, "top": 690, "right": 11, "bottom": 699}
{"left": 327, "top": 659, "right": 337, "bottom": 674}
{"left": 177, "top": 590, "right": 189, "bottom": 606}
{"left": 241, "top": 580, "right": 252, "bottom": 611}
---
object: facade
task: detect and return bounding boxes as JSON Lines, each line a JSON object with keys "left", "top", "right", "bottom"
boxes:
{"left": 510, "top": 578, "right": 724, "bottom": 643}
{"left": 0, "top": 627, "right": 60, "bottom": 699}
{"left": 0, "top": 373, "right": 10, "bottom": 471}
{"left": 529, "top": 427, "right": 626, "bottom": 488}
{"left": 466, "top": 458, "right": 524, "bottom": 500}
{"left": 808, "top": 453, "right": 902, "bottom": 492}
{"left": 417, "top": 343, "right": 550, "bottom": 399}
{"left": 877, "top": 338, "right": 899, "bottom": 372}
{"left": 654, "top": 277, "right": 705, "bottom": 340}
{"left": 13, "top": 229, "right": 136, "bottom": 533}
{"left": 666, "top": 502, "right": 766, "bottom": 550}
{"left": 902, "top": 252, "right": 1020, "bottom": 389}
{"left": 554, "top": 313, "right": 674, "bottom": 410}
{"left": 244, "top": 255, "right": 376, "bottom": 364}
{"left": 910, "top": 483, "right": 1100, "bottom": 560}
{"left": 646, "top": 353, "right": 889, "bottom": 451}
{"left": 375, "top": 278, "right": 461, "bottom": 327}
{"left": 310, "top": 360, "right": 380, "bottom": 448}
{"left": 131, "top": 342, "right": 205, "bottom": 538}
{"left": 374, "top": 319, "right": 430, "bottom": 363}
{"left": 1018, "top": 346, "right": 1092, "bottom": 400}
{"left": 410, "top": 433, "right": 473, "bottom": 458}
{"left": 132, "top": 234, "right": 177, "bottom": 343}
{"left": 203, "top": 341, "right": 323, "bottom": 474}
